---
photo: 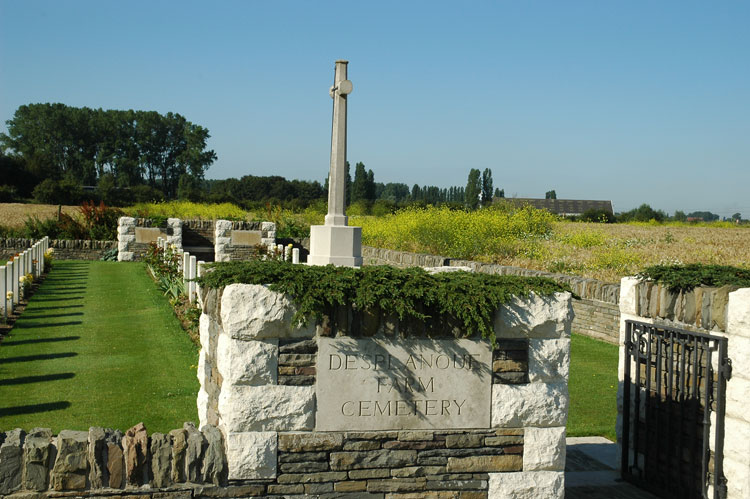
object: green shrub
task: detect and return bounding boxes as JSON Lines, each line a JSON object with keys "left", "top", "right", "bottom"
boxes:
{"left": 32, "top": 178, "right": 85, "bottom": 205}
{"left": 0, "top": 185, "right": 19, "bottom": 202}
{"left": 638, "top": 264, "right": 750, "bottom": 292}
{"left": 198, "top": 260, "right": 571, "bottom": 345}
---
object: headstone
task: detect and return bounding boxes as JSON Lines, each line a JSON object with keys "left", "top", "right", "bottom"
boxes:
{"left": 230, "top": 230, "right": 262, "bottom": 246}
{"left": 308, "top": 60, "right": 363, "bottom": 267}
{"left": 316, "top": 338, "right": 492, "bottom": 430}
{"left": 135, "top": 227, "right": 166, "bottom": 244}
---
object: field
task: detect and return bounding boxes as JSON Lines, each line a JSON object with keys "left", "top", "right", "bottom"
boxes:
{"left": 0, "top": 203, "right": 81, "bottom": 228}
{"left": 2, "top": 201, "right": 748, "bottom": 283}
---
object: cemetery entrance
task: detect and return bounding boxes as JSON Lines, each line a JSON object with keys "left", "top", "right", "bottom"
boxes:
{"left": 622, "top": 321, "right": 730, "bottom": 498}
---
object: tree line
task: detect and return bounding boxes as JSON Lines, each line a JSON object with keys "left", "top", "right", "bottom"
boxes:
{"left": 0, "top": 103, "right": 216, "bottom": 203}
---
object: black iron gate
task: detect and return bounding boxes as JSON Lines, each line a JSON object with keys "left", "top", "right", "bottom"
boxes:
{"left": 622, "top": 320, "right": 731, "bottom": 499}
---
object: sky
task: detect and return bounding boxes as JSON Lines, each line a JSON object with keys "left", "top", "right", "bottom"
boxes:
{"left": 1, "top": 1, "right": 748, "bottom": 217}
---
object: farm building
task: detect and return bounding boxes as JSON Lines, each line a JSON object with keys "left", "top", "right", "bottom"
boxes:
{"left": 495, "top": 197, "right": 614, "bottom": 217}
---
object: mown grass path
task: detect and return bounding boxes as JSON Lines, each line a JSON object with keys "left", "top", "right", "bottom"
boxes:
{"left": 568, "top": 333, "right": 619, "bottom": 441}
{"left": 0, "top": 261, "right": 198, "bottom": 433}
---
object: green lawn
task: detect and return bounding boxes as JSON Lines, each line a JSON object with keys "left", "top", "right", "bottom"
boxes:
{"left": 0, "top": 260, "right": 199, "bottom": 433}
{"left": 568, "top": 332, "right": 619, "bottom": 441}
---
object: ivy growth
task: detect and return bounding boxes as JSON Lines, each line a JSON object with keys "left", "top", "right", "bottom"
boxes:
{"left": 197, "top": 261, "right": 572, "bottom": 344}
{"left": 638, "top": 264, "right": 750, "bottom": 292}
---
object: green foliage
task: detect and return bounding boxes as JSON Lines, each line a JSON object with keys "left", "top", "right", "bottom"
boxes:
{"left": 32, "top": 177, "right": 85, "bottom": 205}
{"left": 359, "top": 204, "right": 556, "bottom": 261}
{"left": 1, "top": 103, "right": 216, "bottom": 199}
{"left": 481, "top": 169, "right": 493, "bottom": 206}
{"left": 579, "top": 208, "right": 615, "bottom": 223}
{"left": 198, "top": 260, "right": 571, "bottom": 344}
{"left": 126, "top": 200, "right": 246, "bottom": 220}
{"left": 0, "top": 185, "right": 19, "bottom": 202}
{"left": 638, "top": 263, "right": 750, "bottom": 292}
{"left": 545, "top": 190, "right": 557, "bottom": 200}
{"left": 617, "top": 203, "right": 667, "bottom": 223}
{"left": 100, "top": 248, "right": 118, "bottom": 261}
{"left": 465, "top": 169, "right": 481, "bottom": 210}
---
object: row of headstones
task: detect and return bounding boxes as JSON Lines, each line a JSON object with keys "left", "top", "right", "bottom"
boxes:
{"left": 155, "top": 238, "right": 301, "bottom": 305}
{"left": 1, "top": 236, "right": 49, "bottom": 319}
{"left": 0, "top": 422, "right": 226, "bottom": 495}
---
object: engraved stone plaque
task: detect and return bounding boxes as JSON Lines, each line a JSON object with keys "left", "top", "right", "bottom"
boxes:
{"left": 316, "top": 338, "right": 492, "bottom": 431}
{"left": 231, "top": 230, "right": 262, "bottom": 246}
{"left": 135, "top": 227, "right": 166, "bottom": 243}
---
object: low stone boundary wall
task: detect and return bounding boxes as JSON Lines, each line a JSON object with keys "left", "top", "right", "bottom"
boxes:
{"left": 214, "top": 220, "right": 275, "bottom": 262}
{"left": 0, "top": 423, "right": 229, "bottom": 497}
{"left": 1, "top": 238, "right": 116, "bottom": 261}
{"left": 196, "top": 283, "right": 573, "bottom": 497}
{"left": 362, "top": 245, "right": 621, "bottom": 344}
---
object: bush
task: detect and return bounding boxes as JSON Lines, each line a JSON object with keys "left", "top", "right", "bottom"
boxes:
{"left": 639, "top": 264, "right": 750, "bottom": 292}
{"left": 32, "top": 178, "right": 86, "bottom": 205}
{"left": 358, "top": 204, "right": 556, "bottom": 261}
{"left": 79, "top": 201, "right": 122, "bottom": 240}
{"left": 0, "top": 185, "right": 19, "bottom": 202}
{"left": 580, "top": 209, "right": 615, "bottom": 223}
{"left": 129, "top": 185, "right": 165, "bottom": 203}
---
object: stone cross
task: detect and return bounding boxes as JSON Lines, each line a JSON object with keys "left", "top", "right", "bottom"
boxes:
{"left": 325, "top": 60, "right": 353, "bottom": 226}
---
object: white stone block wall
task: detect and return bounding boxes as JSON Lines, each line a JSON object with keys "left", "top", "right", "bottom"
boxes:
{"left": 198, "top": 284, "right": 572, "bottom": 496}
{"left": 618, "top": 278, "right": 750, "bottom": 499}
{"left": 214, "top": 220, "right": 232, "bottom": 262}
{"left": 117, "top": 217, "right": 136, "bottom": 261}
{"left": 261, "top": 221, "right": 276, "bottom": 247}
{"left": 167, "top": 218, "right": 182, "bottom": 251}
{"left": 490, "top": 292, "right": 572, "bottom": 494}
{"left": 215, "top": 220, "right": 277, "bottom": 262}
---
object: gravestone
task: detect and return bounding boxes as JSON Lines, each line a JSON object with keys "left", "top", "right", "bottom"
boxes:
{"left": 308, "top": 60, "right": 363, "bottom": 267}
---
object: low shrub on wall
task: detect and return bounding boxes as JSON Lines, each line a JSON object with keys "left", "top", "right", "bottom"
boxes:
{"left": 638, "top": 263, "right": 750, "bottom": 292}
{"left": 198, "top": 260, "right": 572, "bottom": 345}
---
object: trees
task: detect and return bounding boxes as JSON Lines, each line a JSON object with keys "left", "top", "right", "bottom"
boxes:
{"left": 465, "top": 169, "right": 481, "bottom": 210}
{"left": 0, "top": 103, "right": 217, "bottom": 201}
{"left": 494, "top": 187, "right": 504, "bottom": 198}
{"left": 351, "top": 162, "right": 369, "bottom": 203}
{"left": 545, "top": 190, "right": 557, "bottom": 200}
{"left": 481, "top": 168, "right": 493, "bottom": 206}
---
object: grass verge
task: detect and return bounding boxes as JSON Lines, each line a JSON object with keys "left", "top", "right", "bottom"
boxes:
{"left": 0, "top": 260, "right": 199, "bottom": 433}
{"left": 568, "top": 333, "right": 619, "bottom": 441}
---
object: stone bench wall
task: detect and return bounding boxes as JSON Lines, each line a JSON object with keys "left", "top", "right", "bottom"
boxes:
{"left": 213, "top": 220, "right": 275, "bottom": 262}
{"left": 1, "top": 238, "right": 116, "bottom": 261}
{"left": 362, "top": 245, "right": 622, "bottom": 344}
{"left": 0, "top": 423, "right": 228, "bottom": 497}
{"left": 196, "top": 283, "right": 573, "bottom": 497}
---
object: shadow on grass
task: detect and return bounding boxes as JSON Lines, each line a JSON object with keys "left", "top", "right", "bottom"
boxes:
{"left": 31, "top": 297, "right": 84, "bottom": 302}
{"left": 0, "top": 373, "right": 75, "bottom": 386}
{"left": 16, "top": 321, "right": 83, "bottom": 329}
{"left": 12, "top": 313, "right": 83, "bottom": 320}
{"left": 24, "top": 305, "right": 83, "bottom": 311}
{"left": 1, "top": 336, "right": 80, "bottom": 346}
{"left": 0, "top": 401, "right": 71, "bottom": 417}
{"left": 0, "top": 352, "right": 77, "bottom": 364}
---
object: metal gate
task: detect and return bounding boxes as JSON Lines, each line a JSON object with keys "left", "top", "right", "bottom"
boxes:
{"left": 622, "top": 320, "right": 731, "bottom": 498}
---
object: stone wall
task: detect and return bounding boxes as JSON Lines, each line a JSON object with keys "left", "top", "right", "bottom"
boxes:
{"left": 213, "top": 220, "right": 275, "bottom": 262}
{"left": 618, "top": 279, "right": 750, "bottom": 499}
{"left": 362, "top": 245, "right": 621, "bottom": 344}
{"left": 118, "top": 217, "right": 182, "bottom": 262}
{"left": 0, "top": 423, "right": 229, "bottom": 497}
{"left": 196, "top": 283, "right": 573, "bottom": 497}
{"left": 1, "top": 238, "right": 116, "bottom": 261}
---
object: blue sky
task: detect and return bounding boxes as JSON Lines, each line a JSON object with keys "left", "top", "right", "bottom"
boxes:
{"left": 1, "top": 1, "right": 748, "bottom": 217}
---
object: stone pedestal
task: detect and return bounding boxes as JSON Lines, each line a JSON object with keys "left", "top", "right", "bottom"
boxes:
{"left": 307, "top": 225, "right": 362, "bottom": 267}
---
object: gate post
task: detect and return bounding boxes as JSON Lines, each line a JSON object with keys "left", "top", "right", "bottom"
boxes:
{"left": 724, "top": 288, "right": 750, "bottom": 499}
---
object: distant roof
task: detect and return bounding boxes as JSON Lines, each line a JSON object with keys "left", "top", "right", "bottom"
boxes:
{"left": 495, "top": 198, "right": 614, "bottom": 216}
